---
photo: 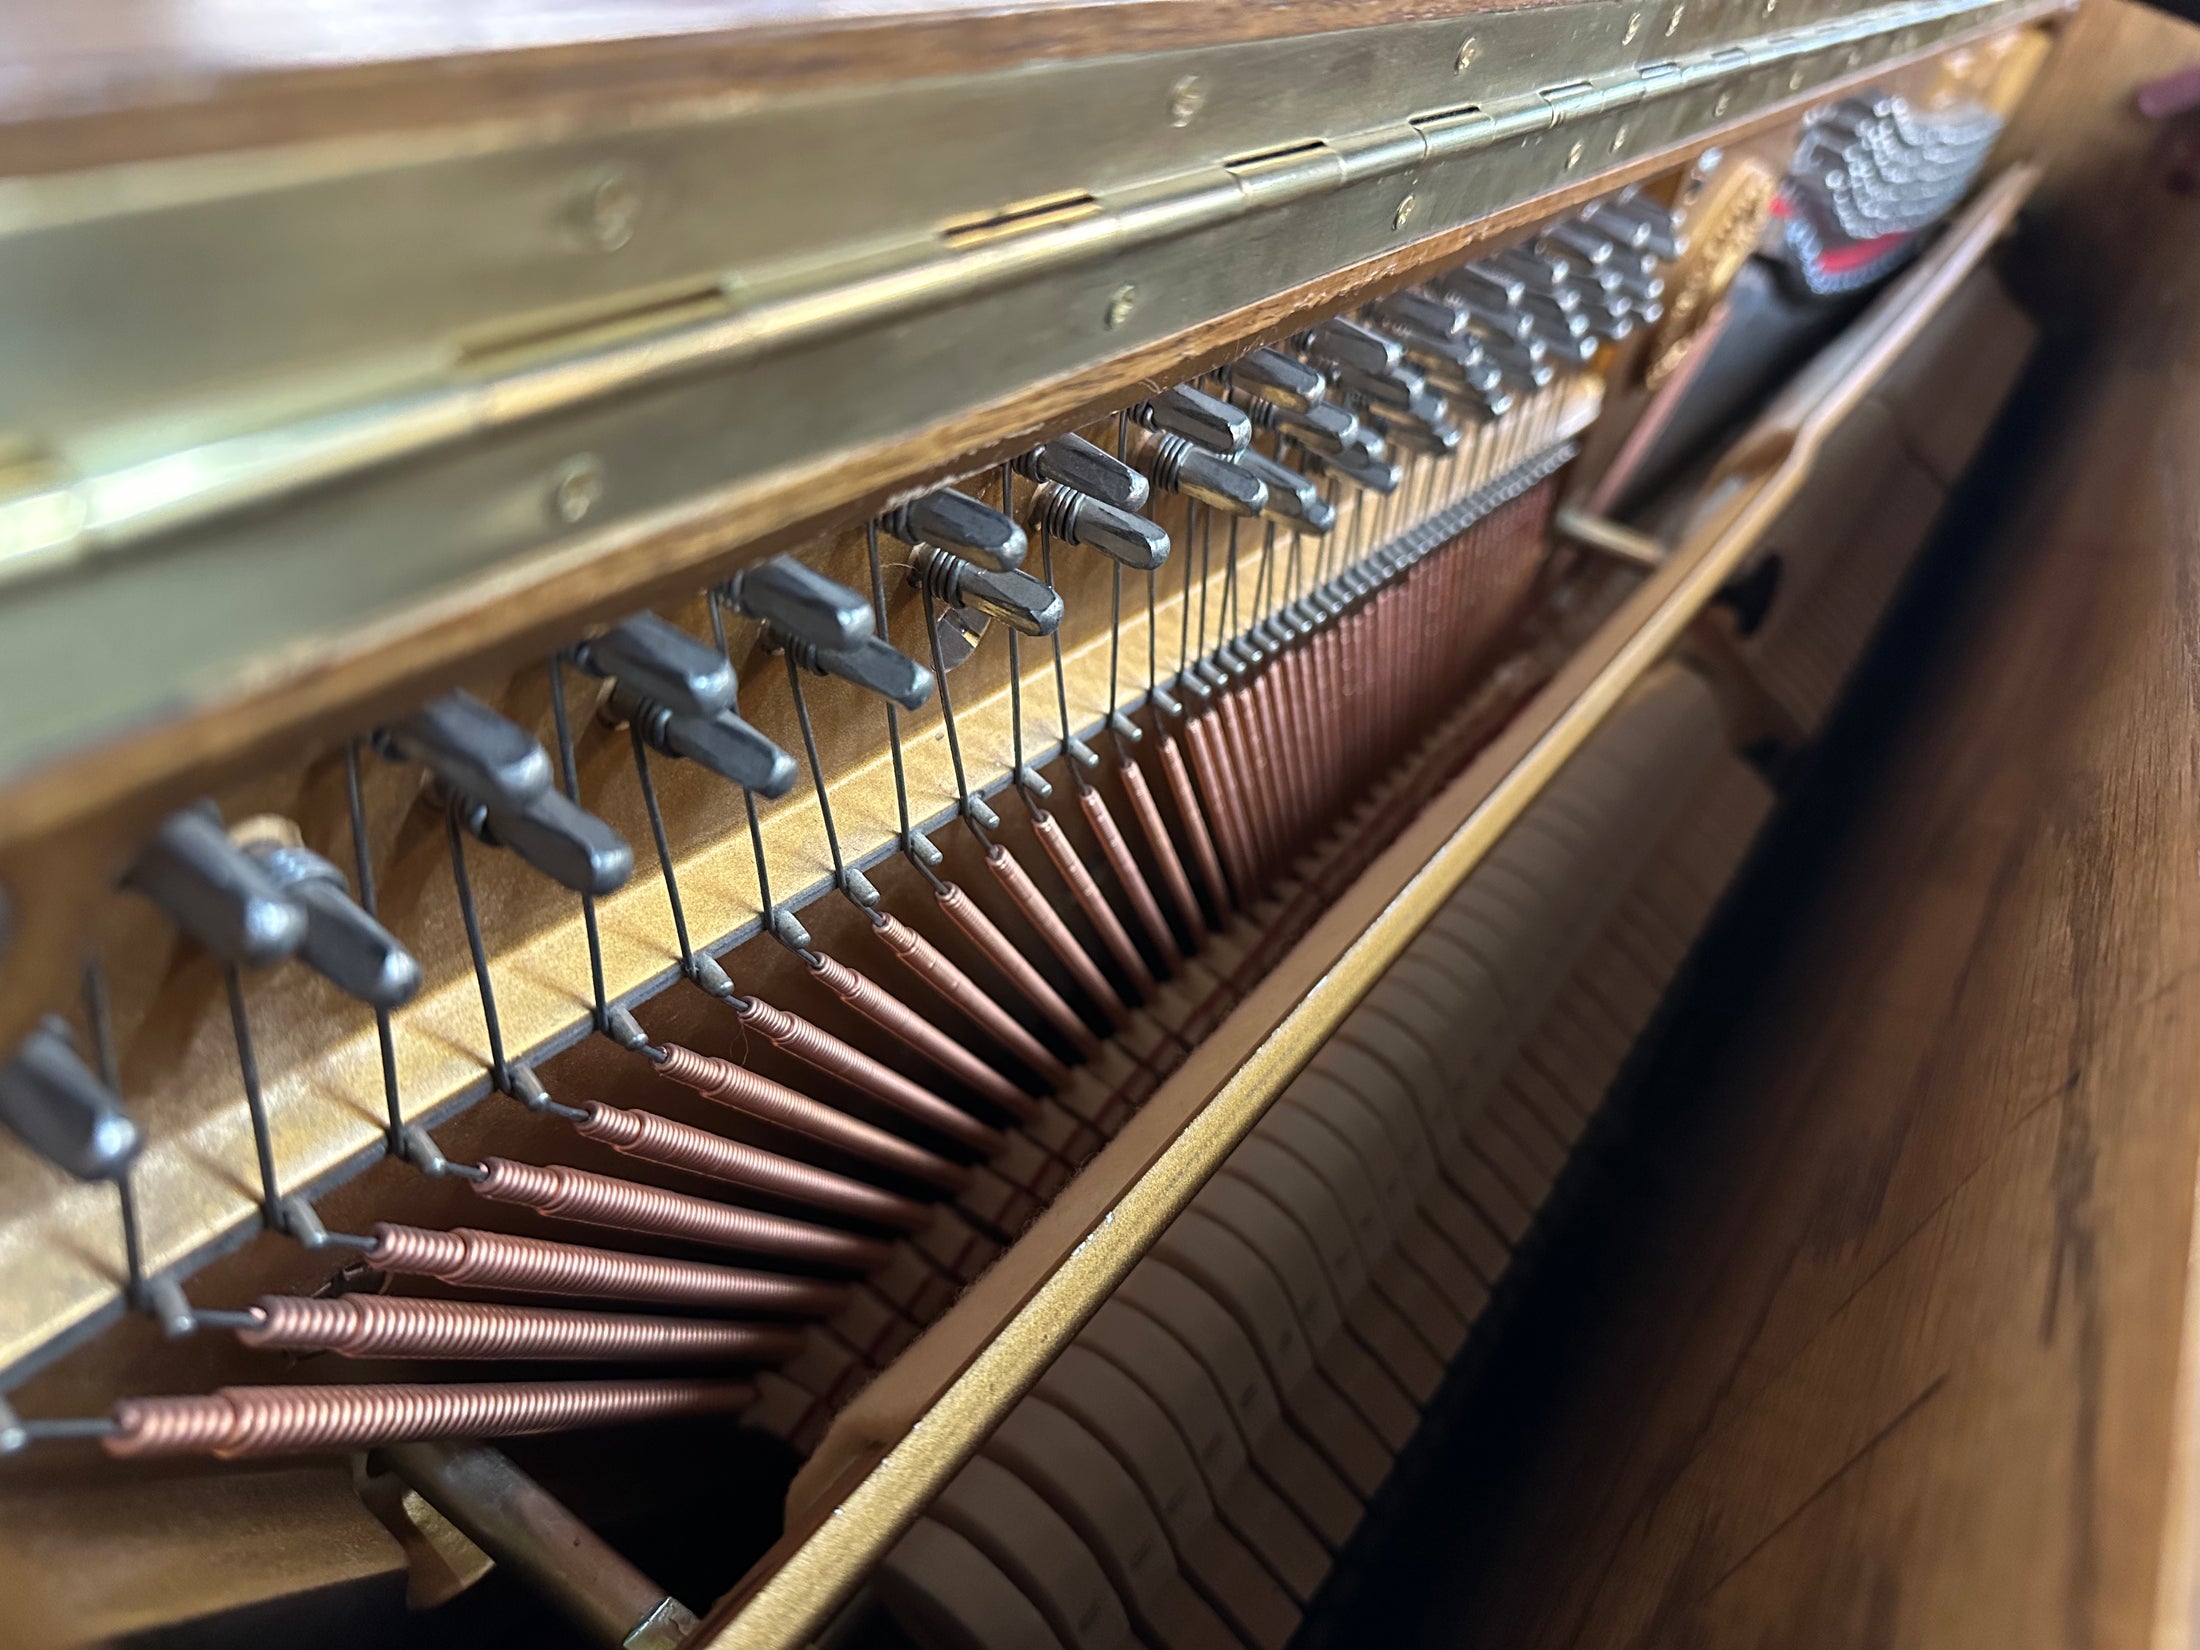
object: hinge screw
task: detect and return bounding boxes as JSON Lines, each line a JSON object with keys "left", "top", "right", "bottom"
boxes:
{"left": 586, "top": 172, "right": 642, "bottom": 252}
{"left": 1567, "top": 139, "right": 1587, "bottom": 169}
{"left": 1393, "top": 194, "right": 1419, "bottom": 230}
{"left": 552, "top": 454, "right": 607, "bottom": 523}
{"left": 1456, "top": 36, "right": 1479, "bottom": 71}
{"left": 1667, "top": 4, "right": 1685, "bottom": 33}
{"left": 1611, "top": 126, "right": 1629, "bottom": 153}
{"left": 1168, "top": 75, "right": 1206, "bottom": 126}
{"left": 1714, "top": 90, "right": 1733, "bottom": 116}
{"left": 1789, "top": 64, "right": 1806, "bottom": 89}
{"left": 1624, "top": 12, "right": 1643, "bottom": 42}
{"left": 1106, "top": 285, "right": 1139, "bottom": 329}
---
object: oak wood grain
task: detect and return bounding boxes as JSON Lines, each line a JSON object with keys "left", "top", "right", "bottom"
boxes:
{"left": 1374, "top": 14, "right": 2200, "bottom": 1645}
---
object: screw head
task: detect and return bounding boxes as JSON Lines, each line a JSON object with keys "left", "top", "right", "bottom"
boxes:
{"left": 552, "top": 454, "right": 607, "bottom": 523}
{"left": 1667, "top": 4, "right": 1685, "bottom": 34}
{"left": 1393, "top": 194, "right": 1419, "bottom": 230}
{"left": 1168, "top": 75, "right": 1206, "bottom": 126}
{"left": 1611, "top": 125, "right": 1629, "bottom": 153}
{"left": 1105, "top": 284, "right": 1139, "bottom": 329}
{"left": 1714, "top": 90, "right": 1733, "bottom": 116}
{"left": 1789, "top": 64, "right": 1806, "bottom": 89}
{"left": 1456, "top": 36, "right": 1479, "bottom": 71}
{"left": 1624, "top": 12, "right": 1643, "bottom": 42}
{"left": 1567, "top": 139, "right": 1587, "bottom": 169}
{"left": 585, "top": 172, "right": 641, "bottom": 252}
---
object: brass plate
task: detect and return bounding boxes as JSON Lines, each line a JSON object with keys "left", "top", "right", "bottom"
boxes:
{"left": 0, "top": 0, "right": 2049, "bottom": 802}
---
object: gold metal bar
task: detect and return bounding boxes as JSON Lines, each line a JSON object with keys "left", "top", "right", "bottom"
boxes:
{"left": 0, "top": 0, "right": 2023, "bottom": 587}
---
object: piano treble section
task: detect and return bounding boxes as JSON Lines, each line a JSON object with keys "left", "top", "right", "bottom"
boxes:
{"left": 0, "top": 6, "right": 2075, "bottom": 1647}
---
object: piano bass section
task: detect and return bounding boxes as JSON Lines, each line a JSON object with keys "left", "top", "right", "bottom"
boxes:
{"left": 0, "top": 7, "right": 2060, "bottom": 1648}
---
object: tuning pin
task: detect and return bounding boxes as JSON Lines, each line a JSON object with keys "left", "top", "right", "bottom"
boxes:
{"left": 378, "top": 692, "right": 635, "bottom": 892}
{"left": 1441, "top": 264, "right": 1528, "bottom": 308}
{"left": 1378, "top": 379, "right": 1460, "bottom": 435}
{"left": 1520, "top": 296, "right": 1595, "bottom": 338}
{"left": 1306, "top": 439, "right": 1402, "bottom": 495}
{"left": 883, "top": 489, "right": 1028, "bottom": 572}
{"left": 1579, "top": 199, "right": 1656, "bottom": 250}
{"left": 1372, "top": 290, "right": 1468, "bottom": 341}
{"left": 374, "top": 692, "right": 554, "bottom": 814}
{"left": 1468, "top": 383, "right": 1517, "bottom": 421}
{"left": 1366, "top": 401, "right": 1462, "bottom": 457}
{"left": 1300, "top": 317, "right": 1403, "bottom": 376}
{"left": 1236, "top": 450, "right": 1336, "bottom": 535}
{"left": 727, "top": 556, "right": 874, "bottom": 653}
{"left": 1559, "top": 265, "right": 1631, "bottom": 305}
{"left": 1125, "top": 427, "right": 1267, "bottom": 517}
{"left": 1222, "top": 347, "right": 1327, "bottom": 412}
{"left": 459, "top": 787, "right": 635, "bottom": 896}
{"left": 1235, "top": 392, "right": 1360, "bottom": 457}
{"left": 0, "top": 1018, "right": 140, "bottom": 1183}
{"left": 1133, "top": 385, "right": 1251, "bottom": 454}
{"left": 1014, "top": 434, "right": 1150, "bottom": 512}
{"left": 788, "top": 633, "right": 935, "bottom": 711}
{"left": 1644, "top": 214, "right": 1686, "bottom": 262}
{"left": 124, "top": 804, "right": 307, "bottom": 968}
{"left": 1539, "top": 220, "right": 1617, "bottom": 266}
{"left": 909, "top": 545, "right": 1063, "bottom": 637}
{"left": 572, "top": 614, "right": 737, "bottom": 718}
{"left": 578, "top": 609, "right": 806, "bottom": 800}
{"left": 1328, "top": 360, "right": 1429, "bottom": 412}
{"left": 1392, "top": 331, "right": 1504, "bottom": 397}
{"left": 1518, "top": 310, "right": 1599, "bottom": 361}
{"left": 240, "top": 836, "right": 423, "bottom": 1010}
{"left": 612, "top": 685, "right": 800, "bottom": 797}
{"left": 1809, "top": 96, "right": 1895, "bottom": 143}
{"left": 1491, "top": 244, "right": 1575, "bottom": 288}
{"left": 1471, "top": 329, "right": 1556, "bottom": 386}
{"left": 1527, "top": 324, "right": 1601, "bottom": 363}
{"left": 1560, "top": 290, "right": 1633, "bottom": 339}
{"left": 1026, "top": 482, "right": 1171, "bottom": 570}
{"left": 1454, "top": 296, "right": 1539, "bottom": 343}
